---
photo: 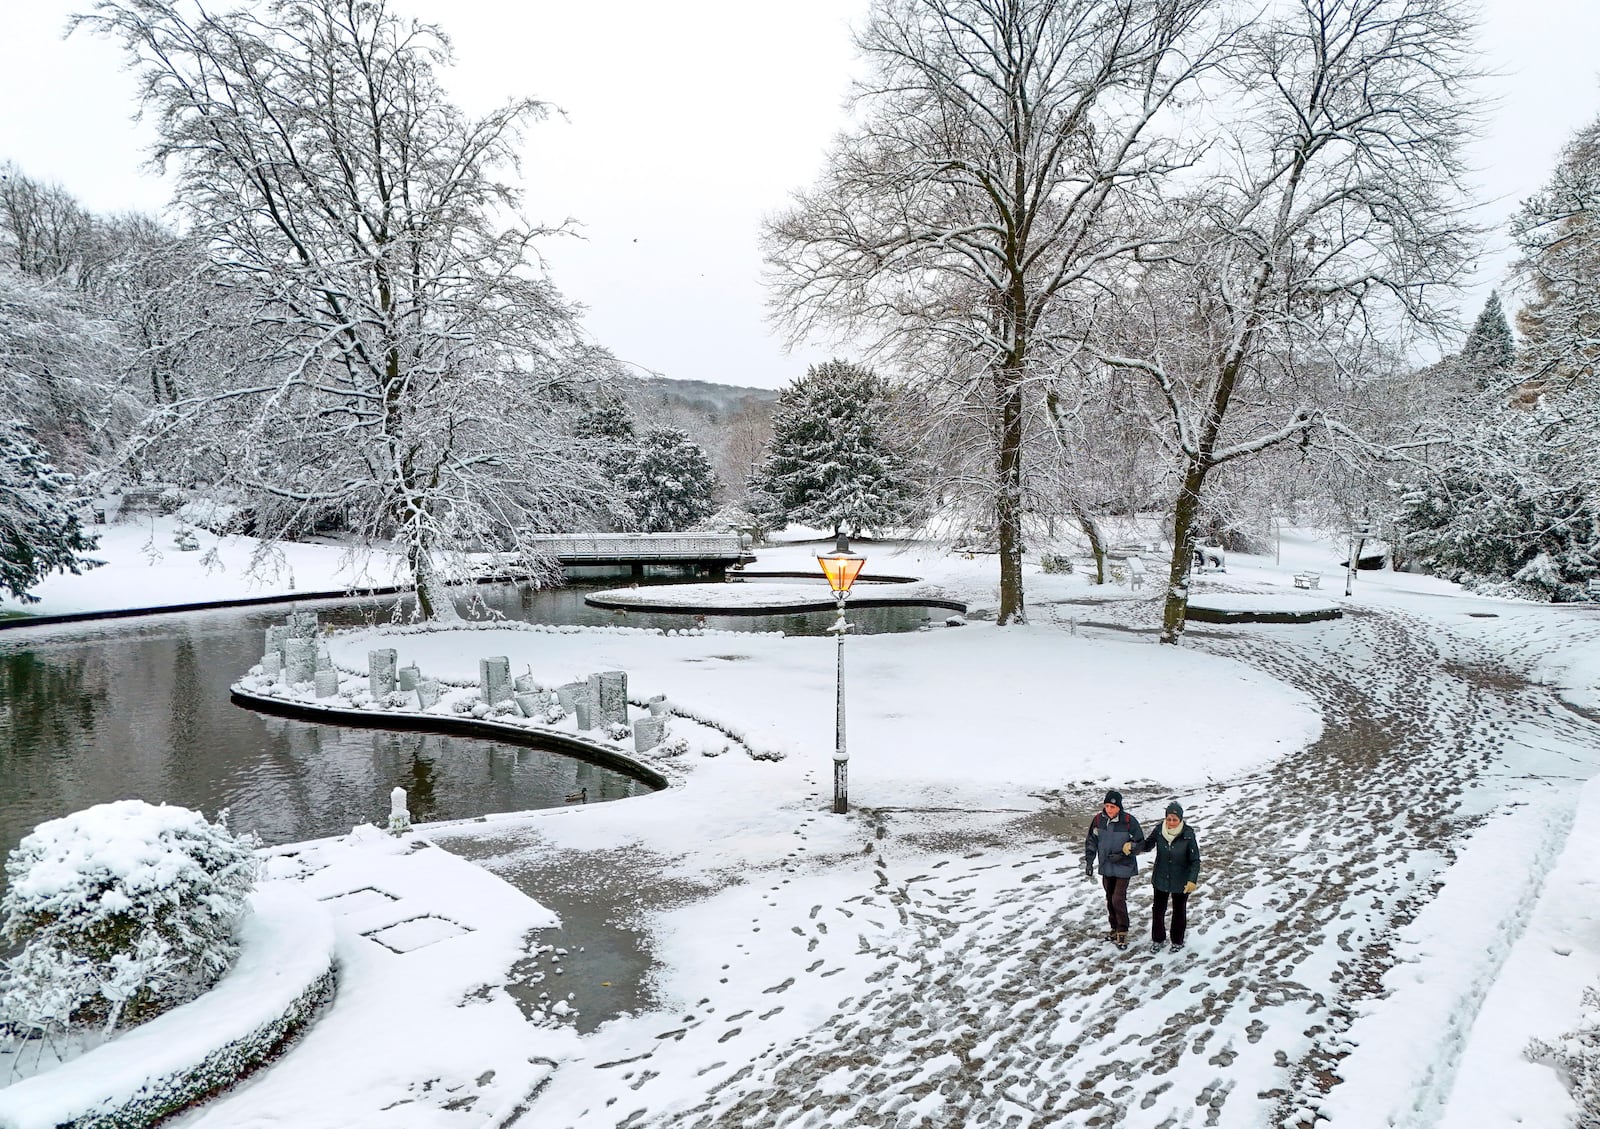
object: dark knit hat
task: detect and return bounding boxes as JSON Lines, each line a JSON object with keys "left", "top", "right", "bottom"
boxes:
{"left": 1165, "top": 800, "right": 1184, "bottom": 819}
{"left": 1103, "top": 789, "right": 1123, "bottom": 807}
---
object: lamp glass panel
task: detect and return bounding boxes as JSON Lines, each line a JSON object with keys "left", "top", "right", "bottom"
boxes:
{"left": 818, "top": 553, "right": 866, "bottom": 593}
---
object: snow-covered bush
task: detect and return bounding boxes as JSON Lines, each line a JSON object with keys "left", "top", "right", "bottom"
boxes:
{"left": 176, "top": 497, "right": 245, "bottom": 535}
{"left": 605, "top": 722, "right": 632, "bottom": 741}
{"left": 1527, "top": 985, "right": 1600, "bottom": 1122}
{"left": 0, "top": 801, "right": 258, "bottom": 1043}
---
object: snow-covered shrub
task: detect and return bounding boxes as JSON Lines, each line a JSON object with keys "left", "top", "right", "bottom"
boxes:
{"left": 656, "top": 736, "right": 690, "bottom": 758}
{"left": 542, "top": 704, "right": 567, "bottom": 724}
{"left": 176, "top": 498, "right": 245, "bottom": 535}
{"left": 606, "top": 722, "right": 632, "bottom": 741}
{"left": 382, "top": 691, "right": 411, "bottom": 709}
{"left": 1039, "top": 553, "right": 1074, "bottom": 574}
{"left": 1527, "top": 985, "right": 1600, "bottom": 1121}
{"left": 491, "top": 700, "right": 519, "bottom": 716}
{"left": 0, "top": 801, "right": 258, "bottom": 1041}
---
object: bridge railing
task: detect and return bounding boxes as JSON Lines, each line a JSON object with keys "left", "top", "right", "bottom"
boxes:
{"left": 522, "top": 532, "right": 748, "bottom": 561}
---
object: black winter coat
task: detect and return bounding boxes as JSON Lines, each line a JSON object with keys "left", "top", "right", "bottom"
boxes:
{"left": 1137, "top": 822, "right": 1201, "bottom": 893}
{"left": 1084, "top": 810, "right": 1143, "bottom": 879}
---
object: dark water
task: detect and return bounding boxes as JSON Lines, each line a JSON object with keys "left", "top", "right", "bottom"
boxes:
{"left": 0, "top": 579, "right": 940, "bottom": 877}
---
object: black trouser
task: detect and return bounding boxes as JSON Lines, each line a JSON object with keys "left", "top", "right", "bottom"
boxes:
{"left": 1152, "top": 888, "right": 1189, "bottom": 944}
{"left": 1101, "top": 875, "right": 1130, "bottom": 933}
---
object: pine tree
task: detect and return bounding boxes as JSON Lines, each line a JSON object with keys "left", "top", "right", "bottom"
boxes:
{"left": 618, "top": 428, "right": 718, "bottom": 533}
{"left": 1459, "top": 291, "right": 1516, "bottom": 388}
{"left": 747, "top": 360, "right": 920, "bottom": 538}
{"left": 0, "top": 420, "right": 100, "bottom": 603}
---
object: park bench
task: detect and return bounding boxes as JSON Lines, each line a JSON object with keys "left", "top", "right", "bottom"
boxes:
{"left": 1293, "top": 572, "right": 1321, "bottom": 590}
{"left": 1587, "top": 578, "right": 1600, "bottom": 600}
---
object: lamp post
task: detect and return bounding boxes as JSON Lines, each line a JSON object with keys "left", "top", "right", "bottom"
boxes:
{"left": 1344, "top": 520, "right": 1370, "bottom": 597}
{"left": 817, "top": 535, "right": 866, "bottom": 815}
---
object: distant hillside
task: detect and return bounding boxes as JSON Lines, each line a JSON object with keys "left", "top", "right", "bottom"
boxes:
{"left": 624, "top": 376, "right": 778, "bottom": 421}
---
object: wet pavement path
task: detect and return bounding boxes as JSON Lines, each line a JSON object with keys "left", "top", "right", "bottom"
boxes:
{"left": 443, "top": 605, "right": 1600, "bottom": 1128}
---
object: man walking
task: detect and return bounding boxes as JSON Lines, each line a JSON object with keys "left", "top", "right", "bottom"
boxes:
{"left": 1083, "top": 789, "right": 1143, "bottom": 949}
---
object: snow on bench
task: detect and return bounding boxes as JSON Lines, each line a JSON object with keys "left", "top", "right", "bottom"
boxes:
{"left": 1293, "top": 572, "right": 1321, "bottom": 590}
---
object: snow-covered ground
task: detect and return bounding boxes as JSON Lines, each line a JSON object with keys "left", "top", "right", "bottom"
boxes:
{"left": 7, "top": 519, "right": 1600, "bottom": 1127}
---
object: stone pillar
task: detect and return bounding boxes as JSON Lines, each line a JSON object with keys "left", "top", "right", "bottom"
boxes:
{"left": 370, "top": 649, "right": 398, "bottom": 697}
{"left": 648, "top": 694, "right": 670, "bottom": 717}
{"left": 513, "top": 673, "right": 538, "bottom": 695}
{"left": 397, "top": 664, "right": 420, "bottom": 692}
{"left": 597, "top": 671, "right": 628, "bottom": 727}
{"left": 313, "top": 670, "right": 339, "bottom": 698}
{"left": 284, "top": 638, "right": 317, "bottom": 684}
{"left": 315, "top": 647, "right": 332, "bottom": 672}
{"left": 586, "top": 674, "right": 604, "bottom": 717}
{"left": 265, "top": 625, "right": 290, "bottom": 661}
{"left": 573, "top": 698, "right": 594, "bottom": 731}
{"left": 634, "top": 715, "right": 668, "bottom": 752}
{"left": 416, "top": 680, "right": 442, "bottom": 710}
{"left": 260, "top": 653, "right": 283, "bottom": 681}
{"left": 288, "top": 611, "right": 319, "bottom": 637}
{"left": 480, "top": 656, "right": 512, "bottom": 703}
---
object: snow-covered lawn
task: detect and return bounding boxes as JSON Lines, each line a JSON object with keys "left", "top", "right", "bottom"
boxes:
{"left": 8, "top": 521, "right": 1600, "bottom": 1126}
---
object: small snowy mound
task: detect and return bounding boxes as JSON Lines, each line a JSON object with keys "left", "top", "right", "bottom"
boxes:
{"left": 1187, "top": 592, "right": 1341, "bottom": 623}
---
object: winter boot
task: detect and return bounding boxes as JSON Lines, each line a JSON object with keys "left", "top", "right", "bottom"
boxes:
{"left": 1149, "top": 939, "right": 1166, "bottom": 953}
{"left": 1112, "top": 931, "right": 1128, "bottom": 950}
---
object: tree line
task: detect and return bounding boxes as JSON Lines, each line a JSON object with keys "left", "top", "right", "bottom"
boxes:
{"left": 4, "top": 0, "right": 1600, "bottom": 631}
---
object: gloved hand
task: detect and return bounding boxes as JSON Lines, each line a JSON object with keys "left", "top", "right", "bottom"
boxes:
{"left": 1184, "top": 881, "right": 1197, "bottom": 894}
{"left": 1121, "top": 842, "right": 1133, "bottom": 855}
{"left": 1083, "top": 862, "right": 1095, "bottom": 882}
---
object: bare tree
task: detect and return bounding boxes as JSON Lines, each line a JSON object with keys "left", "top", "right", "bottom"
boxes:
{"left": 766, "top": 0, "right": 1222, "bottom": 624}
{"left": 81, "top": 0, "right": 608, "bottom": 618}
{"left": 1085, "top": 0, "right": 1480, "bottom": 643}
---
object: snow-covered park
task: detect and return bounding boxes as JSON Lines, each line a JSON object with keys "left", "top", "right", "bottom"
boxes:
{"left": 4, "top": 519, "right": 1600, "bottom": 1127}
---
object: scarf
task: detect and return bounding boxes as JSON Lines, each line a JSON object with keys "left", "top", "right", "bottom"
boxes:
{"left": 1161, "top": 820, "right": 1183, "bottom": 844}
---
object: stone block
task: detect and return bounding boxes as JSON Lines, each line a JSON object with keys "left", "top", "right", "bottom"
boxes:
{"left": 598, "top": 671, "right": 628, "bottom": 727}
{"left": 261, "top": 652, "right": 283, "bottom": 680}
{"left": 415, "top": 680, "right": 441, "bottom": 710}
{"left": 313, "top": 670, "right": 339, "bottom": 698}
{"left": 634, "top": 715, "right": 668, "bottom": 752}
{"left": 480, "top": 656, "right": 512, "bottom": 703}
{"left": 284, "top": 637, "right": 317, "bottom": 683}
{"left": 370, "top": 649, "right": 398, "bottom": 697}
{"left": 514, "top": 673, "right": 538, "bottom": 694}
{"left": 557, "top": 682, "right": 588, "bottom": 713}
{"left": 648, "top": 694, "right": 670, "bottom": 717}
{"left": 397, "top": 665, "right": 420, "bottom": 692}
{"left": 514, "top": 692, "right": 544, "bottom": 718}
{"left": 573, "top": 699, "right": 594, "bottom": 730}
{"left": 266, "top": 625, "right": 290, "bottom": 661}
{"left": 288, "top": 611, "right": 320, "bottom": 637}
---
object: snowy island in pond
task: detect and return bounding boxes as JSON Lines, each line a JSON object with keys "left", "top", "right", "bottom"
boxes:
{"left": 1185, "top": 591, "right": 1342, "bottom": 624}
{"left": 586, "top": 578, "right": 963, "bottom": 615}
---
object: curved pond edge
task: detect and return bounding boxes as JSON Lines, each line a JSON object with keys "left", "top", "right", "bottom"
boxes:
{"left": 586, "top": 573, "right": 968, "bottom": 617}
{"left": 230, "top": 684, "right": 671, "bottom": 792}
{"left": 0, "top": 574, "right": 542, "bottom": 632}
{"left": 1185, "top": 604, "right": 1343, "bottom": 625}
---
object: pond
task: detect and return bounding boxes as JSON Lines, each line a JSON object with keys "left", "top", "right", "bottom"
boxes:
{"left": 0, "top": 577, "right": 945, "bottom": 885}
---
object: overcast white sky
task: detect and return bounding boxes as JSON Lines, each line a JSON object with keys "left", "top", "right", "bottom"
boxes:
{"left": 2, "top": 0, "right": 1598, "bottom": 390}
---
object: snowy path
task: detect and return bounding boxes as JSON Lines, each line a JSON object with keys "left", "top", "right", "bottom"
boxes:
{"left": 442, "top": 605, "right": 1600, "bottom": 1128}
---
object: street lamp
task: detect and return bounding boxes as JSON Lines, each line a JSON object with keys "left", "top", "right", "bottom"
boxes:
{"left": 1344, "top": 519, "right": 1371, "bottom": 597}
{"left": 817, "top": 536, "right": 866, "bottom": 815}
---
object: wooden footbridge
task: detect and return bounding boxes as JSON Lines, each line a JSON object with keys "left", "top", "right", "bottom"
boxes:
{"left": 522, "top": 532, "right": 755, "bottom": 578}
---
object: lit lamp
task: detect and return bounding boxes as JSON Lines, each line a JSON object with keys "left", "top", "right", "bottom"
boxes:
{"left": 817, "top": 539, "right": 866, "bottom": 814}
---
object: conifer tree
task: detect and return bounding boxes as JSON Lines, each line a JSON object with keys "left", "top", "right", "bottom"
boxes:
{"left": 1459, "top": 291, "right": 1516, "bottom": 388}
{"left": 618, "top": 428, "right": 718, "bottom": 533}
{"left": 748, "top": 360, "right": 919, "bottom": 539}
{"left": 0, "top": 420, "right": 100, "bottom": 602}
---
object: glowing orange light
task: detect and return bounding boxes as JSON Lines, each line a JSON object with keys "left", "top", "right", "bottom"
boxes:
{"left": 817, "top": 551, "right": 867, "bottom": 595}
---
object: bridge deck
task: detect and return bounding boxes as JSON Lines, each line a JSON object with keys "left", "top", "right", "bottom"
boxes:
{"left": 523, "top": 533, "right": 750, "bottom": 565}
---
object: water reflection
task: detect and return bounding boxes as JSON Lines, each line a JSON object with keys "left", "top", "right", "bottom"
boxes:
{"left": 0, "top": 577, "right": 943, "bottom": 890}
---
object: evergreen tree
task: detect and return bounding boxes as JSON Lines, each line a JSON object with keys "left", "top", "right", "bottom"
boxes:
{"left": 1459, "top": 291, "right": 1516, "bottom": 388}
{"left": 0, "top": 420, "right": 100, "bottom": 603}
{"left": 748, "top": 360, "right": 920, "bottom": 538}
{"left": 575, "top": 394, "right": 640, "bottom": 530}
{"left": 618, "top": 428, "right": 718, "bottom": 533}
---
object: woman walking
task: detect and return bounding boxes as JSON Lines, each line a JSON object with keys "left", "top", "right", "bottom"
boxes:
{"left": 1125, "top": 800, "right": 1201, "bottom": 952}
{"left": 1084, "top": 789, "right": 1143, "bottom": 950}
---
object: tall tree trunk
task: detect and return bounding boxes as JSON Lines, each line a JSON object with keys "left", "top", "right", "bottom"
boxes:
{"left": 995, "top": 363, "right": 1026, "bottom": 625}
{"left": 1162, "top": 459, "right": 1210, "bottom": 644}
{"left": 1069, "top": 497, "right": 1108, "bottom": 584}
